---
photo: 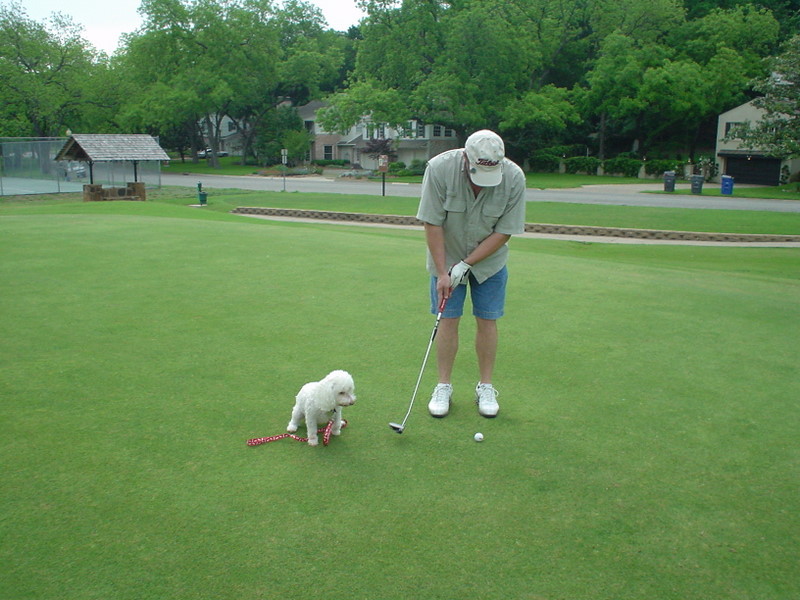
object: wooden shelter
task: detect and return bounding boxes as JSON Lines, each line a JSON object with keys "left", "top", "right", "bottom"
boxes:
{"left": 55, "top": 134, "right": 170, "bottom": 185}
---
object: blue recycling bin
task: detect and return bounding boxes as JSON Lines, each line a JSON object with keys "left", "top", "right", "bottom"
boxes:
{"left": 721, "top": 175, "right": 734, "bottom": 195}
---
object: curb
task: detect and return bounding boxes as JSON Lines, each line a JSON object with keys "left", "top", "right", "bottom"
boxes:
{"left": 230, "top": 207, "right": 800, "bottom": 244}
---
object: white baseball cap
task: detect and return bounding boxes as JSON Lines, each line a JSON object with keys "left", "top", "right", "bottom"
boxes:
{"left": 465, "top": 130, "right": 505, "bottom": 187}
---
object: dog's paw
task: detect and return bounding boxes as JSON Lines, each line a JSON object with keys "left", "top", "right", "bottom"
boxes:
{"left": 331, "top": 428, "right": 341, "bottom": 436}
{"left": 307, "top": 438, "right": 319, "bottom": 447}
{"left": 287, "top": 423, "right": 298, "bottom": 433}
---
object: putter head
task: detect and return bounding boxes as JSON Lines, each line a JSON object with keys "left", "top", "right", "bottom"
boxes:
{"left": 389, "top": 422, "right": 405, "bottom": 434}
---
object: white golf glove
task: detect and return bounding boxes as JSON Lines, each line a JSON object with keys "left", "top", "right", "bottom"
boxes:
{"left": 448, "top": 260, "right": 471, "bottom": 287}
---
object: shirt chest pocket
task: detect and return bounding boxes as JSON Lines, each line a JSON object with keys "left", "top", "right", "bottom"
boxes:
{"left": 481, "top": 195, "right": 506, "bottom": 218}
{"left": 444, "top": 193, "right": 466, "bottom": 213}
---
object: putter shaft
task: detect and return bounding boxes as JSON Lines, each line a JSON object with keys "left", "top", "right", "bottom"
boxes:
{"left": 389, "top": 296, "right": 448, "bottom": 433}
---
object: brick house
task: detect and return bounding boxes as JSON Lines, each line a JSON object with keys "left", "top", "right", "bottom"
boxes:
{"left": 298, "top": 100, "right": 459, "bottom": 170}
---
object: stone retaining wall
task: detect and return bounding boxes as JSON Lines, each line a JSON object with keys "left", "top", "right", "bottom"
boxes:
{"left": 231, "top": 207, "right": 800, "bottom": 244}
{"left": 83, "top": 182, "right": 146, "bottom": 202}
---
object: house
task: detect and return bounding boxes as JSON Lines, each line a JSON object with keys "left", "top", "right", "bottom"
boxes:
{"left": 299, "top": 100, "right": 459, "bottom": 169}
{"left": 199, "top": 114, "right": 240, "bottom": 155}
{"left": 200, "top": 100, "right": 461, "bottom": 167}
{"left": 716, "top": 100, "right": 799, "bottom": 186}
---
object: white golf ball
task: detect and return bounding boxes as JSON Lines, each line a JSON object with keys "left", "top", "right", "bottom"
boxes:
{"left": 474, "top": 432, "right": 484, "bottom": 442}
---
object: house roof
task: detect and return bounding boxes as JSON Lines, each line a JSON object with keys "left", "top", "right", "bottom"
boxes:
{"left": 297, "top": 100, "right": 328, "bottom": 121}
{"left": 337, "top": 133, "right": 362, "bottom": 147}
{"left": 55, "top": 134, "right": 170, "bottom": 162}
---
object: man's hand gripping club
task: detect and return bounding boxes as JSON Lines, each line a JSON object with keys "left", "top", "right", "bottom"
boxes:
{"left": 436, "top": 260, "right": 471, "bottom": 306}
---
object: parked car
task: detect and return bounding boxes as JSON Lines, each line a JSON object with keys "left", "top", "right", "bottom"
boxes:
{"left": 197, "top": 148, "right": 228, "bottom": 158}
{"left": 65, "top": 163, "right": 86, "bottom": 179}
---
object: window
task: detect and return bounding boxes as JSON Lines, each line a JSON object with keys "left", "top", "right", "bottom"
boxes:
{"left": 324, "top": 145, "right": 333, "bottom": 160}
{"left": 725, "top": 122, "right": 743, "bottom": 138}
{"left": 417, "top": 123, "right": 425, "bottom": 138}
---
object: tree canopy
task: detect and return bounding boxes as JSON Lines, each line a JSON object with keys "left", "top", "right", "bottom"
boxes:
{"left": 1, "top": 0, "right": 795, "bottom": 167}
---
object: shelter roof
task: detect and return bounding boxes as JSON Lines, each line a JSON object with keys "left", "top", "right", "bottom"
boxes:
{"left": 56, "top": 134, "right": 170, "bottom": 162}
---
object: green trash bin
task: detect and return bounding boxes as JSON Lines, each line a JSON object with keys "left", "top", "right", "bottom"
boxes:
{"left": 663, "top": 171, "right": 676, "bottom": 192}
{"left": 690, "top": 175, "right": 704, "bottom": 195}
{"left": 198, "top": 191, "right": 208, "bottom": 205}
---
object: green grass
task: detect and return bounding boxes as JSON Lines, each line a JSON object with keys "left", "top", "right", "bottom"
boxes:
{"left": 163, "top": 155, "right": 265, "bottom": 176}
{"left": 526, "top": 172, "right": 643, "bottom": 188}
{"left": 4, "top": 188, "right": 800, "bottom": 235}
{"left": 655, "top": 185, "right": 800, "bottom": 201}
{"left": 1, "top": 200, "right": 799, "bottom": 599}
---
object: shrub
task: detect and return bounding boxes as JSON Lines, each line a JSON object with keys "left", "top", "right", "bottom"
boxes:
{"left": 529, "top": 150, "right": 561, "bottom": 173}
{"left": 644, "top": 159, "right": 683, "bottom": 176}
{"left": 530, "top": 145, "right": 584, "bottom": 172}
{"left": 564, "top": 156, "right": 601, "bottom": 175}
{"left": 603, "top": 156, "right": 643, "bottom": 178}
{"left": 396, "top": 159, "right": 426, "bottom": 177}
{"left": 312, "top": 159, "right": 349, "bottom": 167}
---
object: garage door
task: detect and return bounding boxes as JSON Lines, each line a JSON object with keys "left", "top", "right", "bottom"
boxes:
{"left": 724, "top": 156, "right": 781, "bottom": 186}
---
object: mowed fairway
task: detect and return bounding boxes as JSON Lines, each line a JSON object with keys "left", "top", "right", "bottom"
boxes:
{"left": 1, "top": 202, "right": 799, "bottom": 600}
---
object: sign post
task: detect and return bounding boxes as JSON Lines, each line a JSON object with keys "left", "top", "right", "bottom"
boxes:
{"left": 378, "top": 155, "right": 389, "bottom": 197}
{"left": 281, "top": 148, "right": 288, "bottom": 192}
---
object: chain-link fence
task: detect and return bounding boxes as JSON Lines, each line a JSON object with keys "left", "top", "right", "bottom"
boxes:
{"left": 1, "top": 138, "right": 164, "bottom": 196}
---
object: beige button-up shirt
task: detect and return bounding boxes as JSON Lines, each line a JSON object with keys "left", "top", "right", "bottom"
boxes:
{"left": 416, "top": 149, "right": 526, "bottom": 283}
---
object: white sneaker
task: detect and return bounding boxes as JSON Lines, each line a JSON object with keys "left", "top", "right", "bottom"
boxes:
{"left": 475, "top": 383, "right": 499, "bottom": 417}
{"left": 428, "top": 383, "right": 453, "bottom": 417}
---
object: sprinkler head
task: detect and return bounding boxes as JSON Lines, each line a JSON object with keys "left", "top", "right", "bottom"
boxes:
{"left": 389, "top": 422, "right": 405, "bottom": 434}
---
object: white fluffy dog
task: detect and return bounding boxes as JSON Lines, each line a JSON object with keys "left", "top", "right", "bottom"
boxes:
{"left": 287, "top": 370, "right": 356, "bottom": 446}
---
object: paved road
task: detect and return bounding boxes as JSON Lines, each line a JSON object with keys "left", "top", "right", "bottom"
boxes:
{"left": 162, "top": 172, "right": 800, "bottom": 213}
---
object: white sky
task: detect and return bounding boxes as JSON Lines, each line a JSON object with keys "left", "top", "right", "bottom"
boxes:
{"left": 18, "top": 0, "right": 367, "bottom": 54}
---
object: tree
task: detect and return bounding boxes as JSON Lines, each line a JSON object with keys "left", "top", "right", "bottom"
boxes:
{"left": 581, "top": 4, "right": 778, "bottom": 159}
{"left": 671, "top": 4, "right": 781, "bottom": 70}
{"left": 363, "top": 137, "right": 393, "bottom": 160}
{"left": 581, "top": 32, "right": 670, "bottom": 158}
{"left": 282, "top": 128, "right": 313, "bottom": 165}
{"left": 317, "top": 80, "right": 406, "bottom": 133}
{"left": 500, "top": 85, "right": 581, "bottom": 163}
{"left": 732, "top": 35, "right": 800, "bottom": 158}
{"left": 0, "top": 2, "right": 102, "bottom": 136}
{"left": 255, "top": 104, "right": 305, "bottom": 165}
{"left": 684, "top": 0, "right": 800, "bottom": 38}
{"left": 119, "top": 0, "right": 349, "bottom": 165}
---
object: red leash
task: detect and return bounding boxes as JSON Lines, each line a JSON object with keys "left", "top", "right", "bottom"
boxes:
{"left": 247, "top": 419, "right": 348, "bottom": 447}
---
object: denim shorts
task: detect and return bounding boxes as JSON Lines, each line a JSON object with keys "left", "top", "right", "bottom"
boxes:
{"left": 430, "top": 266, "right": 508, "bottom": 320}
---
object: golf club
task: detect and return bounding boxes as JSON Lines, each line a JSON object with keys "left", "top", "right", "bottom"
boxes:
{"left": 389, "top": 294, "right": 449, "bottom": 434}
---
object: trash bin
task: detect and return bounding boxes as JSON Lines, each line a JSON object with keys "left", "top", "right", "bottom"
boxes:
{"left": 663, "top": 171, "right": 676, "bottom": 192}
{"left": 198, "top": 191, "right": 208, "bottom": 205}
{"left": 721, "top": 175, "right": 734, "bottom": 195}
{"left": 690, "top": 174, "right": 704, "bottom": 195}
